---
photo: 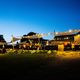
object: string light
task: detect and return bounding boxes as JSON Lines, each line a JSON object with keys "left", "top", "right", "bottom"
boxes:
{"left": 10, "top": 29, "right": 80, "bottom": 42}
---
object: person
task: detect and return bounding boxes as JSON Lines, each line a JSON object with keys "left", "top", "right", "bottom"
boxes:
{"left": 2, "top": 45, "right": 6, "bottom": 54}
{"left": 2, "top": 48, "right": 6, "bottom": 53}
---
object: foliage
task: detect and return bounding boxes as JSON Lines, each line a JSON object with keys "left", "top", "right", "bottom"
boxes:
{"left": 4, "top": 49, "right": 57, "bottom": 56}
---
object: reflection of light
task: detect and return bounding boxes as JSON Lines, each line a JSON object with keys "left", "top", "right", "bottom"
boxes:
{"left": 77, "top": 34, "right": 80, "bottom": 37}
{"left": 69, "top": 29, "right": 72, "bottom": 32}
{"left": 57, "top": 51, "right": 80, "bottom": 59}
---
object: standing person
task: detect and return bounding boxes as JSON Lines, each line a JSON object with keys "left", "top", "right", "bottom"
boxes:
{"left": 2, "top": 44, "right": 6, "bottom": 54}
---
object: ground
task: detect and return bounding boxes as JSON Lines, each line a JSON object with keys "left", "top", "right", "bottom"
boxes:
{"left": 0, "top": 50, "right": 80, "bottom": 80}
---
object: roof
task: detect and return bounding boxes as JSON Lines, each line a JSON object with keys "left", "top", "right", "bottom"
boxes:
{"left": 55, "top": 30, "right": 80, "bottom": 37}
{"left": 23, "top": 32, "right": 37, "bottom": 37}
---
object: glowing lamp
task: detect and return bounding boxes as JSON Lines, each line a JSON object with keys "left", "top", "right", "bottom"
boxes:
{"left": 55, "top": 32, "right": 58, "bottom": 34}
{"left": 69, "top": 29, "right": 72, "bottom": 32}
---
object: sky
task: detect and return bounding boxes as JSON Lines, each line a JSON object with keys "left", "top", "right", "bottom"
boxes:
{"left": 0, "top": 0, "right": 80, "bottom": 42}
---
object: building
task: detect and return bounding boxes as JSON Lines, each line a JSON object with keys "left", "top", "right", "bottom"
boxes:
{"left": 19, "top": 32, "right": 48, "bottom": 50}
{"left": 50, "top": 30, "right": 80, "bottom": 50}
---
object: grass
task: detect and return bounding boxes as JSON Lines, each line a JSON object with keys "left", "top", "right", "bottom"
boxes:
{"left": 0, "top": 50, "right": 56, "bottom": 79}
{"left": 0, "top": 50, "right": 80, "bottom": 79}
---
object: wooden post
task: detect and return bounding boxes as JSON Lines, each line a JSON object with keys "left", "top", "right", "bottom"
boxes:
{"left": 12, "top": 35, "right": 14, "bottom": 50}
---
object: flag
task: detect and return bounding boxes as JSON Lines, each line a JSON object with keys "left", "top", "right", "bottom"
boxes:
{"left": 54, "top": 30, "right": 55, "bottom": 36}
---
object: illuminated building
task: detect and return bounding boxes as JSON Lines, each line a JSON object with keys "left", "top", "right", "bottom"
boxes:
{"left": 52, "top": 30, "right": 80, "bottom": 50}
{"left": 19, "top": 32, "right": 48, "bottom": 50}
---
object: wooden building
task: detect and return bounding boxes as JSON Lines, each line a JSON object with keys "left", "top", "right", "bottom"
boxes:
{"left": 50, "top": 30, "right": 80, "bottom": 50}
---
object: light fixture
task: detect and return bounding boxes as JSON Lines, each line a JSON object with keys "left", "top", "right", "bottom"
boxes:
{"left": 55, "top": 32, "right": 58, "bottom": 34}
{"left": 69, "top": 29, "right": 72, "bottom": 32}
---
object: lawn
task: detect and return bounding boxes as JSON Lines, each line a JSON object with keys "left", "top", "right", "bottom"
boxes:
{"left": 0, "top": 50, "right": 80, "bottom": 80}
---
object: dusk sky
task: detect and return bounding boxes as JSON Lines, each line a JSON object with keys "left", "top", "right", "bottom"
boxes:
{"left": 0, "top": 0, "right": 80, "bottom": 42}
